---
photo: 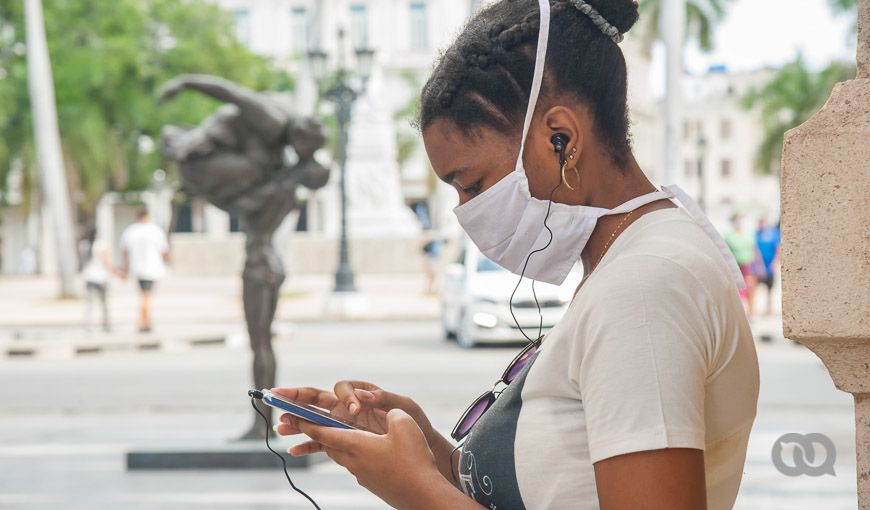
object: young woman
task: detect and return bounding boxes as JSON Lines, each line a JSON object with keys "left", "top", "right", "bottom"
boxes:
{"left": 274, "top": 1, "right": 759, "bottom": 508}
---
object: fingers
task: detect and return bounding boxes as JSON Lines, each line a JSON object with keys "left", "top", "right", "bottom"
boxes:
{"left": 270, "top": 387, "right": 340, "bottom": 410}
{"left": 288, "top": 440, "right": 324, "bottom": 456}
{"left": 353, "top": 388, "right": 407, "bottom": 410}
{"left": 273, "top": 421, "right": 300, "bottom": 436}
{"left": 296, "top": 419, "right": 369, "bottom": 451}
{"left": 333, "top": 380, "right": 381, "bottom": 417}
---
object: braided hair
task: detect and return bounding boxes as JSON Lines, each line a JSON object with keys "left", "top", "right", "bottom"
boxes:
{"left": 418, "top": 0, "right": 640, "bottom": 169}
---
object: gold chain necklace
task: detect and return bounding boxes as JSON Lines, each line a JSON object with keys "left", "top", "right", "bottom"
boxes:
{"left": 577, "top": 209, "right": 635, "bottom": 289}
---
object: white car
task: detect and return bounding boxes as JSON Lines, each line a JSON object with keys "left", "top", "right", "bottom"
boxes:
{"left": 440, "top": 243, "right": 582, "bottom": 348}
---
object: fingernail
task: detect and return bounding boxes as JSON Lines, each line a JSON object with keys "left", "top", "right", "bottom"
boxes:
{"left": 355, "top": 389, "right": 375, "bottom": 400}
{"left": 349, "top": 402, "right": 358, "bottom": 414}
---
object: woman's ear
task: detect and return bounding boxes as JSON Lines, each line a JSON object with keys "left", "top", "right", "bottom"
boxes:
{"left": 541, "top": 105, "right": 584, "bottom": 159}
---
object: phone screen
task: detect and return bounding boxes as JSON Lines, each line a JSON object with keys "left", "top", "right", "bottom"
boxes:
{"left": 262, "top": 391, "right": 363, "bottom": 430}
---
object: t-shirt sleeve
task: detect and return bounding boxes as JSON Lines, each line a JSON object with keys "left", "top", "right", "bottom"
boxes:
{"left": 570, "top": 254, "right": 717, "bottom": 464}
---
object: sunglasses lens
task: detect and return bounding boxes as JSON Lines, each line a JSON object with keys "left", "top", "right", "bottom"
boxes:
{"left": 455, "top": 394, "right": 495, "bottom": 440}
{"left": 505, "top": 344, "right": 538, "bottom": 383}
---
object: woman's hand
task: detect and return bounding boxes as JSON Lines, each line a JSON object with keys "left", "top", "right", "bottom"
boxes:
{"left": 270, "top": 382, "right": 438, "bottom": 454}
{"left": 284, "top": 409, "right": 450, "bottom": 509}
{"left": 272, "top": 383, "right": 464, "bottom": 492}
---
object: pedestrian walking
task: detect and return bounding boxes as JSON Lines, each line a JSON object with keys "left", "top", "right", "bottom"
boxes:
{"left": 120, "top": 209, "right": 169, "bottom": 333}
{"left": 422, "top": 238, "right": 443, "bottom": 295}
{"left": 755, "top": 217, "right": 781, "bottom": 316}
{"left": 725, "top": 212, "right": 760, "bottom": 319}
{"left": 268, "top": 1, "right": 759, "bottom": 509}
{"left": 81, "top": 227, "right": 120, "bottom": 332}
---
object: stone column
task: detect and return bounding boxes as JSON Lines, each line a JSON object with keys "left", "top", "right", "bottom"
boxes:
{"left": 780, "top": 1, "right": 870, "bottom": 508}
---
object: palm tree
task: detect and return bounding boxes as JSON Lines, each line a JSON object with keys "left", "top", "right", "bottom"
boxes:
{"left": 742, "top": 56, "right": 855, "bottom": 175}
{"left": 635, "top": 0, "right": 733, "bottom": 56}
{"left": 828, "top": 0, "right": 857, "bottom": 33}
{"left": 742, "top": 0, "right": 858, "bottom": 176}
{"left": 393, "top": 70, "right": 423, "bottom": 171}
{"left": 829, "top": 0, "right": 857, "bottom": 13}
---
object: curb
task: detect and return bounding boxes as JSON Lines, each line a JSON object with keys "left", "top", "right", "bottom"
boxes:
{"left": 0, "top": 333, "right": 233, "bottom": 360}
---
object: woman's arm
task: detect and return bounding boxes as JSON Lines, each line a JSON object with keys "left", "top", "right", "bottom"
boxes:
{"left": 286, "top": 410, "right": 486, "bottom": 510}
{"left": 427, "top": 429, "right": 463, "bottom": 490}
{"left": 417, "top": 473, "right": 487, "bottom": 510}
{"left": 593, "top": 448, "right": 707, "bottom": 510}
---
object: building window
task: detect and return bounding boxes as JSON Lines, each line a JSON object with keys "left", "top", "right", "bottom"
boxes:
{"left": 720, "top": 118, "right": 732, "bottom": 140}
{"left": 290, "top": 7, "right": 308, "bottom": 53}
{"left": 721, "top": 159, "right": 732, "bottom": 178}
{"left": 350, "top": 4, "right": 369, "bottom": 49}
{"left": 683, "top": 120, "right": 692, "bottom": 140}
{"left": 232, "top": 9, "right": 251, "bottom": 45}
{"left": 410, "top": 2, "right": 428, "bottom": 51}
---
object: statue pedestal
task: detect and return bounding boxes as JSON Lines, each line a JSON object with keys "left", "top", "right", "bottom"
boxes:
{"left": 126, "top": 441, "right": 328, "bottom": 470}
{"left": 324, "top": 72, "right": 421, "bottom": 239}
{"left": 322, "top": 291, "right": 369, "bottom": 319}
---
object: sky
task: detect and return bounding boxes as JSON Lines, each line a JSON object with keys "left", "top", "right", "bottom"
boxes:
{"left": 682, "top": 0, "right": 856, "bottom": 74}
{"left": 648, "top": 0, "right": 855, "bottom": 96}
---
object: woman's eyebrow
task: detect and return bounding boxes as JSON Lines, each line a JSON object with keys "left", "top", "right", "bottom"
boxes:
{"left": 440, "top": 165, "right": 470, "bottom": 184}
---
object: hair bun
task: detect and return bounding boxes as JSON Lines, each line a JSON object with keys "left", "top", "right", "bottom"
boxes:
{"left": 584, "top": 0, "right": 640, "bottom": 35}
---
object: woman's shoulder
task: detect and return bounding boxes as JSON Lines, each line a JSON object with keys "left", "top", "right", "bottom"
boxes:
{"left": 575, "top": 208, "right": 736, "bottom": 312}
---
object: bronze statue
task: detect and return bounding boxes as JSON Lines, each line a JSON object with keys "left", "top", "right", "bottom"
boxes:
{"left": 158, "top": 74, "right": 329, "bottom": 439}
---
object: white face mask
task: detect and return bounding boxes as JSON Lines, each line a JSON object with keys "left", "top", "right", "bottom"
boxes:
{"left": 452, "top": 0, "right": 745, "bottom": 289}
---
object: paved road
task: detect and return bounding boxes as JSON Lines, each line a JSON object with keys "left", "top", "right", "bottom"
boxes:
{"left": 0, "top": 320, "right": 857, "bottom": 509}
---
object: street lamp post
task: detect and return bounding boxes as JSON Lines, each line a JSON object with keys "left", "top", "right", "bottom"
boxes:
{"left": 307, "top": 30, "right": 374, "bottom": 293}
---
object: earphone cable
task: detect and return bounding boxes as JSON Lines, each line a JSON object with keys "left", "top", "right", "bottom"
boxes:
{"left": 249, "top": 398, "right": 322, "bottom": 510}
{"left": 509, "top": 178, "right": 563, "bottom": 347}
{"left": 450, "top": 441, "right": 465, "bottom": 486}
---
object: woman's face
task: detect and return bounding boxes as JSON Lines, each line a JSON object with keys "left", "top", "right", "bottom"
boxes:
{"left": 422, "top": 118, "right": 563, "bottom": 207}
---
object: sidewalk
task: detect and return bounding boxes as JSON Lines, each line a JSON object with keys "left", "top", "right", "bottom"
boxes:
{"left": 0, "top": 273, "right": 440, "bottom": 357}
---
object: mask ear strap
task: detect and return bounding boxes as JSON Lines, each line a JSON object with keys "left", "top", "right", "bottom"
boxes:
{"left": 514, "top": 0, "right": 551, "bottom": 170}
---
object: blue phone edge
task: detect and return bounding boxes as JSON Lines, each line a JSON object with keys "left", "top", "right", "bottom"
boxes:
{"left": 263, "top": 394, "right": 355, "bottom": 430}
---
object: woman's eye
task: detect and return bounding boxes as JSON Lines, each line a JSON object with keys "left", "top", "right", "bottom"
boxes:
{"left": 462, "top": 180, "right": 483, "bottom": 196}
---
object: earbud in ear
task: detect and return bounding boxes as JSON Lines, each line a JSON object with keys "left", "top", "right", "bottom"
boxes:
{"left": 550, "top": 133, "right": 569, "bottom": 154}
{"left": 550, "top": 133, "right": 570, "bottom": 166}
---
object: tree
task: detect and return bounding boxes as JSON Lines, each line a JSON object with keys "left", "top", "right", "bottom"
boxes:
{"left": 0, "top": 0, "right": 291, "bottom": 225}
{"left": 829, "top": 0, "right": 857, "bottom": 13}
{"left": 828, "top": 0, "right": 858, "bottom": 34}
{"left": 742, "top": 0, "right": 858, "bottom": 175}
{"left": 742, "top": 56, "right": 855, "bottom": 175}
{"left": 635, "top": 0, "right": 733, "bottom": 55}
{"left": 394, "top": 70, "right": 423, "bottom": 171}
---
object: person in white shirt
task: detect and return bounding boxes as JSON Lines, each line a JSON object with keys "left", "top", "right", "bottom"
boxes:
{"left": 120, "top": 209, "right": 170, "bottom": 333}
{"left": 81, "top": 227, "right": 121, "bottom": 332}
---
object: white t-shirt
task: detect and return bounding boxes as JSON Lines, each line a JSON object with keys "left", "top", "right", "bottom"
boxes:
{"left": 120, "top": 222, "right": 168, "bottom": 281}
{"left": 458, "top": 207, "right": 760, "bottom": 510}
{"left": 82, "top": 239, "right": 110, "bottom": 284}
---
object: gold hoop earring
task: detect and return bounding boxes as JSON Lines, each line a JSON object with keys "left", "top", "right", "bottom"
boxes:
{"left": 561, "top": 160, "right": 576, "bottom": 191}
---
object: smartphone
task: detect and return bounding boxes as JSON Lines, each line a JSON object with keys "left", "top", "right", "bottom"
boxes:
{"left": 258, "top": 389, "right": 364, "bottom": 431}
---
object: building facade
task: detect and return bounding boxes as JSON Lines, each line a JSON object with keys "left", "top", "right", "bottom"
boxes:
{"left": 676, "top": 67, "right": 781, "bottom": 230}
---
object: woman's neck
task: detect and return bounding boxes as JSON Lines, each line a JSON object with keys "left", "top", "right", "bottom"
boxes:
{"left": 577, "top": 152, "right": 675, "bottom": 274}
